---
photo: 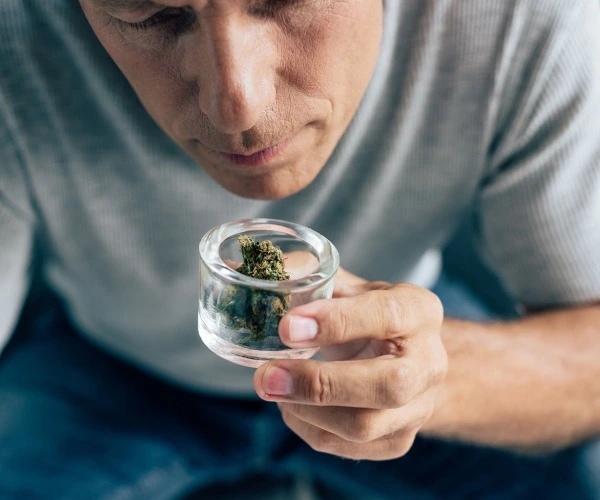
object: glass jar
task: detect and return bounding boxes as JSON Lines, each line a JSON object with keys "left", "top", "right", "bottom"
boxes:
{"left": 198, "top": 218, "right": 339, "bottom": 368}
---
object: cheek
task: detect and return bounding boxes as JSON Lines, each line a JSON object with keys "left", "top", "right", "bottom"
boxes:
{"left": 280, "top": 2, "right": 382, "bottom": 119}
{"left": 117, "top": 50, "right": 190, "bottom": 128}
{"left": 88, "top": 21, "right": 191, "bottom": 132}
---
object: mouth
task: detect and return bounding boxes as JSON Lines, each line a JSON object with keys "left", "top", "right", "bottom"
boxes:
{"left": 222, "top": 135, "right": 295, "bottom": 167}
{"left": 223, "top": 140, "right": 289, "bottom": 166}
{"left": 196, "top": 133, "right": 297, "bottom": 168}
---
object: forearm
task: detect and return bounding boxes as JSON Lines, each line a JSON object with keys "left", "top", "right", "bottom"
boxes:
{"left": 422, "top": 304, "right": 600, "bottom": 453}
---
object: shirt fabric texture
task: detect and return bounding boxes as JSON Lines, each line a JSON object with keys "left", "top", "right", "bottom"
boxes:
{"left": 1, "top": 0, "right": 599, "bottom": 395}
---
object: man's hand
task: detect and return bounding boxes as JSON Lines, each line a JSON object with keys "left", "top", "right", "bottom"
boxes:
{"left": 253, "top": 268, "right": 447, "bottom": 461}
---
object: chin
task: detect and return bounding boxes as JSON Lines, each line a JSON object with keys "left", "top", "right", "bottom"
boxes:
{"left": 221, "top": 177, "right": 308, "bottom": 201}
{"left": 204, "top": 167, "right": 315, "bottom": 200}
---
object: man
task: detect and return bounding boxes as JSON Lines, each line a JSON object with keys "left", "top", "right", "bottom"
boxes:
{"left": 1, "top": 0, "right": 599, "bottom": 498}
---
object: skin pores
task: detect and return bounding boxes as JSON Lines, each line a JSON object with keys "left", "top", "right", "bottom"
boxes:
{"left": 80, "top": 0, "right": 383, "bottom": 199}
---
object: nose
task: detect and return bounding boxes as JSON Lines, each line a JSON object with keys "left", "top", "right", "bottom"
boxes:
{"left": 195, "top": 15, "right": 276, "bottom": 135}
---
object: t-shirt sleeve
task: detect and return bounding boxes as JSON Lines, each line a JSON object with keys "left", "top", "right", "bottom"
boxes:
{"left": 0, "top": 103, "right": 35, "bottom": 355}
{"left": 476, "top": 0, "right": 600, "bottom": 308}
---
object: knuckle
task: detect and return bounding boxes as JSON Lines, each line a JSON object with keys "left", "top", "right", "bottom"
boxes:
{"left": 377, "top": 291, "right": 405, "bottom": 335}
{"left": 425, "top": 337, "right": 448, "bottom": 384}
{"left": 324, "top": 303, "right": 352, "bottom": 343}
{"left": 392, "top": 284, "right": 445, "bottom": 333}
{"left": 304, "top": 366, "right": 337, "bottom": 405}
{"left": 382, "top": 364, "right": 412, "bottom": 407}
{"left": 424, "top": 289, "right": 444, "bottom": 327}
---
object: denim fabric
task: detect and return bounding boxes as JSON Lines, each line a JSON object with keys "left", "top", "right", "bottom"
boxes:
{"left": 0, "top": 278, "right": 598, "bottom": 499}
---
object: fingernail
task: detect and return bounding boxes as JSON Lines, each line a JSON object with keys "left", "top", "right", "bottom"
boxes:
{"left": 263, "top": 366, "right": 293, "bottom": 396}
{"left": 288, "top": 315, "right": 318, "bottom": 343}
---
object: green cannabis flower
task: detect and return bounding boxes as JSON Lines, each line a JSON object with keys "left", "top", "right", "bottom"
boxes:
{"left": 218, "top": 235, "right": 291, "bottom": 346}
{"left": 237, "top": 235, "right": 290, "bottom": 281}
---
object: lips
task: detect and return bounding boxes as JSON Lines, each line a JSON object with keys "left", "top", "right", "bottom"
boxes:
{"left": 222, "top": 137, "right": 292, "bottom": 166}
{"left": 193, "top": 132, "right": 297, "bottom": 167}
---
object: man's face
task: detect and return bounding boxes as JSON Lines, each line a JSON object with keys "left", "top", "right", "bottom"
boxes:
{"left": 80, "top": 0, "right": 383, "bottom": 199}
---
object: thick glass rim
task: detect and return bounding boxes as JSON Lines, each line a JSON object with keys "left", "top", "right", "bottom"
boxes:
{"left": 199, "top": 218, "right": 340, "bottom": 292}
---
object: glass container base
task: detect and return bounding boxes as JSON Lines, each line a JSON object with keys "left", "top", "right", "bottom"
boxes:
{"left": 198, "top": 315, "right": 319, "bottom": 368}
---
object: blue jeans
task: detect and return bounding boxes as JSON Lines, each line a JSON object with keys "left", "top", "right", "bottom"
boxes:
{"left": 0, "top": 277, "right": 598, "bottom": 499}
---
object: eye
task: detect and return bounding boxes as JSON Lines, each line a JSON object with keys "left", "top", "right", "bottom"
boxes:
{"left": 116, "top": 8, "right": 195, "bottom": 36}
{"left": 250, "top": 0, "right": 314, "bottom": 17}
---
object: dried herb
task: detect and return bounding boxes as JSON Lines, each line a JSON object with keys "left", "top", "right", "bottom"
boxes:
{"left": 218, "top": 235, "right": 290, "bottom": 346}
{"left": 236, "top": 236, "right": 290, "bottom": 281}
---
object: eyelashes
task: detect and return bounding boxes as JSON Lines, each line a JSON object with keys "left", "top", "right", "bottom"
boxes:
{"left": 113, "top": 0, "right": 318, "bottom": 40}
{"left": 251, "top": 0, "right": 309, "bottom": 16}
{"left": 116, "top": 8, "right": 196, "bottom": 37}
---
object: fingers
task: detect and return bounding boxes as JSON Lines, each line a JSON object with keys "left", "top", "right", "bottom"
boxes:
{"left": 278, "top": 393, "right": 434, "bottom": 444}
{"left": 280, "top": 410, "right": 419, "bottom": 461}
{"left": 265, "top": 270, "right": 446, "bottom": 461}
{"left": 333, "top": 267, "right": 398, "bottom": 298}
{"left": 279, "top": 283, "right": 444, "bottom": 347}
{"left": 254, "top": 357, "right": 443, "bottom": 409}
{"left": 335, "top": 267, "right": 367, "bottom": 286}
{"left": 333, "top": 268, "right": 369, "bottom": 298}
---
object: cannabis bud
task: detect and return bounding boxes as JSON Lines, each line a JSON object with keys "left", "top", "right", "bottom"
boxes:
{"left": 236, "top": 235, "right": 290, "bottom": 281}
{"left": 218, "top": 235, "right": 291, "bottom": 346}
